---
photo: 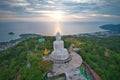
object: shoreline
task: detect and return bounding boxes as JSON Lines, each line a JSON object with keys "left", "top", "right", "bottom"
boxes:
{"left": 0, "top": 34, "right": 41, "bottom": 51}
{"left": 0, "top": 23, "right": 120, "bottom": 51}
{"left": 0, "top": 31, "right": 120, "bottom": 52}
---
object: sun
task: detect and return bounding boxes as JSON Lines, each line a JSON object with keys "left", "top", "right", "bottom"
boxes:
{"left": 52, "top": 11, "right": 63, "bottom": 21}
{"left": 53, "top": 11, "right": 62, "bottom": 20}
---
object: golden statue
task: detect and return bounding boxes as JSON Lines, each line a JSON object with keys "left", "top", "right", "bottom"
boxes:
{"left": 44, "top": 48, "right": 49, "bottom": 55}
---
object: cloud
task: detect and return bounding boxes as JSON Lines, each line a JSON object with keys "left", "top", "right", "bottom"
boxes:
{"left": 89, "top": 14, "right": 120, "bottom": 18}
{"left": 72, "top": 0, "right": 101, "bottom": 3}
{"left": 0, "top": 10, "right": 17, "bottom": 17}
{"left": 0, "top": 0, "right": 120, "bottom": 22}
{"left": 4, "top": 0, "right": 30, "bottom": 7}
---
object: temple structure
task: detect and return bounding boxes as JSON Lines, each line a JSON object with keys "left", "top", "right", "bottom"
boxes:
{"left": 47, "top": 32, "right": 86, "bottom": 80}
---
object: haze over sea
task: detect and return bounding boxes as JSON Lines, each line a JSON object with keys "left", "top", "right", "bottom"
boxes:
{"left": 0, "top": 21, "right": 119, "bottom": 42}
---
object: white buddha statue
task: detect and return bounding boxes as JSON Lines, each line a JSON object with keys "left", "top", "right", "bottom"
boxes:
{"left": 50, "top": 32, "right": 70, "bottom": 60}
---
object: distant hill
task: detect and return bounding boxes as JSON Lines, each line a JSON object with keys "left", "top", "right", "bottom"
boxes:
{"left": 100, "top": 24, "right": 120, "bottom": 32}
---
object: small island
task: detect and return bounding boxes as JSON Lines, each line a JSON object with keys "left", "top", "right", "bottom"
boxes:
{"left": 8, "top": 32, "right": 15, "bottom": 35}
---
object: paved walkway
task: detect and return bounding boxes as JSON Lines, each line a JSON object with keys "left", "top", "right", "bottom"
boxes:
{"left": 47, "top": 52, "right": 87, "bottom": 80}
{"left": 69, "top": 52, "right": 82, "bottom": 68}
{"left": 52, "top": 52, "right": 83, "bottom": 74}
{"left": 65, "top": 68, "right": 87, "bottom": 80}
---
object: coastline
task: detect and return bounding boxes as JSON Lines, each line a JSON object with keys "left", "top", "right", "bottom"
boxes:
{"left": 0, "top": 31, "right": 120, "bottom": 52}
{"left": 0, "top": 23, "right": 120, "bottom": 52}
{"left": 0, "top": 34, "right": 41, "bottom": 51}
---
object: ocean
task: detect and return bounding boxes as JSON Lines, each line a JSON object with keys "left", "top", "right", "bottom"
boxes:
{"left": 0, "top": 21, "right": 114, "bottom": 42}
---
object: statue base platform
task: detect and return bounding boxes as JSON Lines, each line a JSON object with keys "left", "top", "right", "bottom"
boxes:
{"left": 50, "top": 55, "right": 72, "bottom": 64}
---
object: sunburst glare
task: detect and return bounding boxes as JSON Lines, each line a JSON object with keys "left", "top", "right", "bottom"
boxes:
{"left": 50, "top": 11, "right": 63, "bottom": 21}
{"left": 54, "top": 22, "right": 62, "bottom": 35}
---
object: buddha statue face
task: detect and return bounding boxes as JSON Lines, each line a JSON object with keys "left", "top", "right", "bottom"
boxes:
{"left": 56, "top": 32, "right": 61, "bottom": 41}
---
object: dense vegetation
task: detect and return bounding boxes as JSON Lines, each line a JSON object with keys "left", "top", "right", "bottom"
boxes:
{"left": 73, "top": 36, "right": 120, "bottom": 80}
{"left": 0, "top": 36, "right": 120, "bottom": 80}
{"left": 0, "top": 37, "right": 54, "bottom": 80}
{"left": 64, "top": 36, "right": 120, "bottom": 80}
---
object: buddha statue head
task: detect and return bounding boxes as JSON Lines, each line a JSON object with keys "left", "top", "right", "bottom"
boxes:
{"left": 56, "top": 32, "right": 61, "bottom": 41}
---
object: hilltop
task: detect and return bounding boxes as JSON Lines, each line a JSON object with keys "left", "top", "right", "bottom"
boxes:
{"left": 0, "top": 35, "right": 120, "bottom": 80}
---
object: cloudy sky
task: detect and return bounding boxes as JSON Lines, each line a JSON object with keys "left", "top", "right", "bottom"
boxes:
{"left": 0, "top": 0, "right": 120, "bottom": 22}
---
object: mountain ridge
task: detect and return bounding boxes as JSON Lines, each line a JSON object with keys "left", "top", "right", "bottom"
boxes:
{"left": 100, "top": 24, "right": 120, "bottom": 32}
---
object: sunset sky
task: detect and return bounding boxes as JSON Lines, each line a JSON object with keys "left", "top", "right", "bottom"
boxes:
{"left": 0, "top": 0, "right": 120, "bottom": 22}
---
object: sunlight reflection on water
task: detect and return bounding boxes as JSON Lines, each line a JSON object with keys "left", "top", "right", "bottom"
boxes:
{"left": 0, "top": 22, "right": 107, "bottom": 42}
